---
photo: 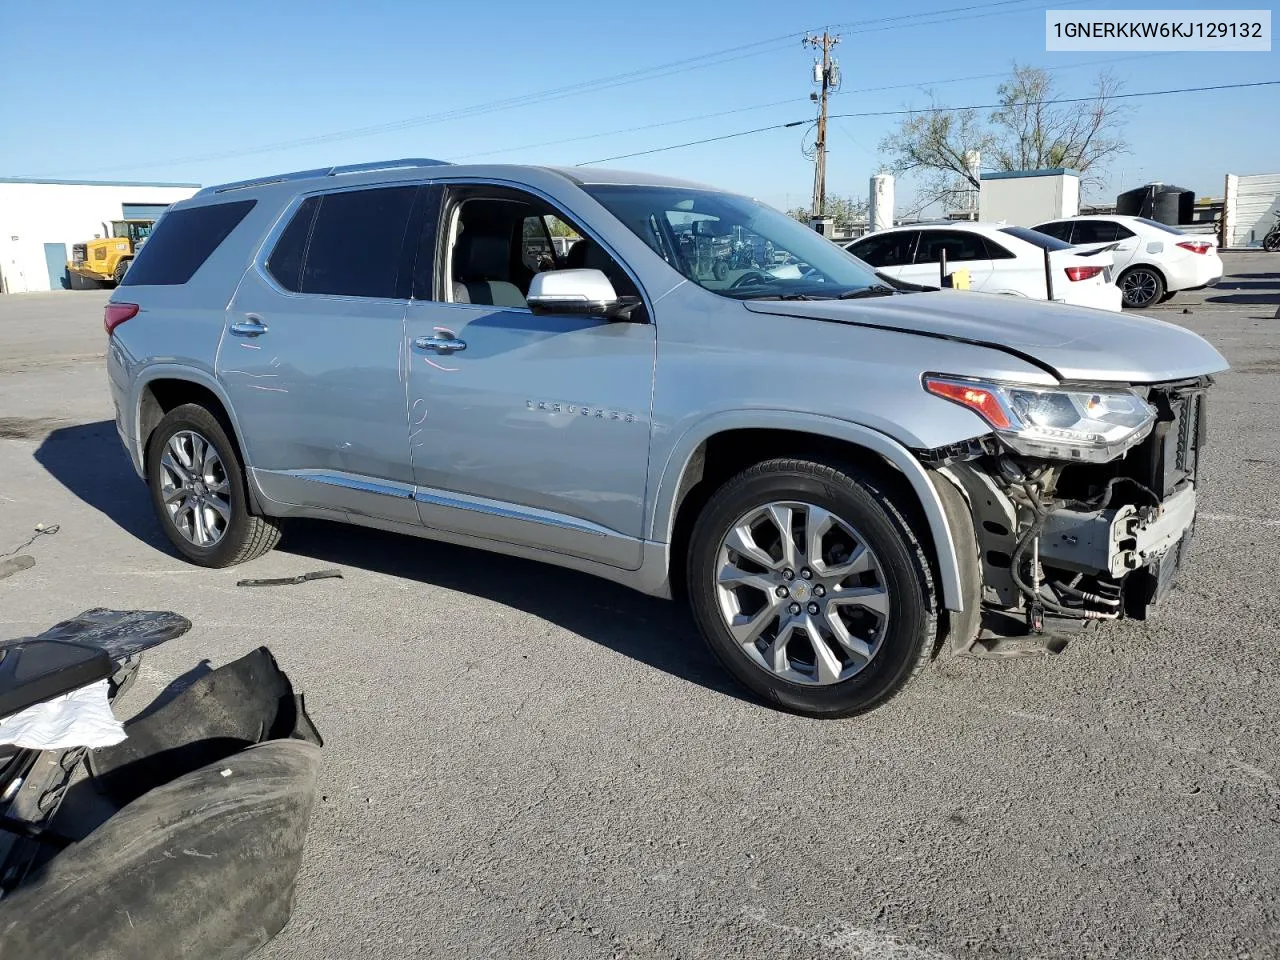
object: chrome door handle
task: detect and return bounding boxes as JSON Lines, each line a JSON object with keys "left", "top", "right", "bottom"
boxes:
{"left": 415, "top": 336, "right": 466, "bottom": 354}
{"left": 230, "top": 317, "right": 268, "bottom": 337}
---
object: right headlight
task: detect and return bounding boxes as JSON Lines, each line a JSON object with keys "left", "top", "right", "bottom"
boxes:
{"left": 924, "top": 375, "right": 1156, "bottom": 463}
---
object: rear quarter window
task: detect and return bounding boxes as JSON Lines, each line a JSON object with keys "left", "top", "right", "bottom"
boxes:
{"left": 119, "top": 199, "right": 256, "bottom": 286}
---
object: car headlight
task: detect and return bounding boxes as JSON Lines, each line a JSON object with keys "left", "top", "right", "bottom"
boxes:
{"left": 923, "top": 375, "right": 1156, "bottom": 462}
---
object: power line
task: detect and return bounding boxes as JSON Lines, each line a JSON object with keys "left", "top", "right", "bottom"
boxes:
{"left": 48, "top": 0, "right": 1077, "bottom": 178}
{"left": 578, "top": 80, "right": 1280, "bottom": 165}
{"left": 456, "top": 53, "right": 1168, "bottom": 163}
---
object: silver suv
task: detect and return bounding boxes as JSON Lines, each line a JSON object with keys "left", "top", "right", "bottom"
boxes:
{"left": 106, "top": 159, "right": 1227, "bottom": 717}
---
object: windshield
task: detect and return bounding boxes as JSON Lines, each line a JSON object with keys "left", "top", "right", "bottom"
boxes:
{"left": 1000, "top": 225, "right": 1072, "bottom": 251}
{"left": 583, "top": 185, "right": 885, "bottom": 299}
{"left": 1133, "top": 216, "right": 1185, "bottom": 235}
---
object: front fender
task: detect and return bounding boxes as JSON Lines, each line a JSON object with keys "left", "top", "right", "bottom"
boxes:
{"left": 647, "top": 409, "right": 970, "bottom": 612}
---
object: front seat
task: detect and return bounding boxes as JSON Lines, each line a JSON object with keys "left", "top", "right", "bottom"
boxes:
{"left": 452, "top": 231, "right": 527, "bottom": 308}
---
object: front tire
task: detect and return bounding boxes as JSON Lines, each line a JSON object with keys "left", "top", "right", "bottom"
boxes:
{"left": 112, "top": 259, "right": 131, "bottom": 285}
{"left": 1264, "top": 231, "right": 1280, "bottom": 253}
{"left": 1119, "top": 265, "right": 1165, "bottom": 308}
{"left": 686, "top": 459, "right": 937, "bottom": 718}
{"left": 146, "top": 404, "right": 280, "bottom": 567}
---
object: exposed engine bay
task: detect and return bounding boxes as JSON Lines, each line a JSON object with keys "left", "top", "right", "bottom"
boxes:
{"left": 925, "top": 378, "right": 1209, "bottom": 656}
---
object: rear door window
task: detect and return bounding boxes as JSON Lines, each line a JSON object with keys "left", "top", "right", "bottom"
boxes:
{"left": 914, "top": 230, "right": 988, "bottom": 264}
{"left": 1071, "top": 220, "right": 1127, "bottom": 244}
{"left": 119, "top": 199, "right": 256, "bottom": 286}
{"left": 296, "top": 186, "right": 418, "bottom": 298}
{"left": 1032, "top": 221, "right": 1074, "bottom": 243}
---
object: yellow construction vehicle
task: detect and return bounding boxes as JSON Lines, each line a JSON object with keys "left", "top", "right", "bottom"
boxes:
{"left": 67, "top": 219, "right": 157, "bottom": 287}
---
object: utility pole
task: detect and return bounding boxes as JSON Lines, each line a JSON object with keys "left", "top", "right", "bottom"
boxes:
{"left": 803, "top": 30, "right": 840, "bottom": 221}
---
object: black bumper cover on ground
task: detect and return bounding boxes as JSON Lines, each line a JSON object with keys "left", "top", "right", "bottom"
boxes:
{"left": 0, "top": 620, "right": 322, "bottom": 960}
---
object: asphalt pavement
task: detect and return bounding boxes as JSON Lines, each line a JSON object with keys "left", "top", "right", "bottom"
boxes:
{"left": 1, "top": 255, "right": 1277, "bottom": 960}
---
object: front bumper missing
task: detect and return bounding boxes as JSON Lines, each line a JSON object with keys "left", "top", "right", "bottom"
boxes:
{"left": 1038, "top": 484, "right": 1196, "bottom": 579}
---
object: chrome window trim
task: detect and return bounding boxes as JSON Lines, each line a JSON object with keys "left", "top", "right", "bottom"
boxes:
{"left": 250, "top": 180, "right": 424, "bottom": 304}
{"left": 428, "top": 176, "right": 654, "bottom": 322}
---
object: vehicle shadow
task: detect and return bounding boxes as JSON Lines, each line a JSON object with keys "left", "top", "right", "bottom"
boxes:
{"left": 1205, "top": 292, "right": 1280, "bottom": 306}
{"left": 31, "top": 420, "right": 745, "bottom": 703}
{"left": 1232, "top": 272, "right": 1279, "bottom": 280}
{"left": 275, "top": 518, "right": 750, "bottom": 703}
{"left": 32, "top": 420, "right": 173, "bottom": 553}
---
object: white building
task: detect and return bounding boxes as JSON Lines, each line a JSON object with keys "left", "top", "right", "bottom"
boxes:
{"left": 1222, "top": 172, "right": 1280, "bottom": 248}
{"left": 979, "top": 169, "right": 1080, "bottom": 228}
{"left": 0, "top": 178, "right": 200, "bottom": 293}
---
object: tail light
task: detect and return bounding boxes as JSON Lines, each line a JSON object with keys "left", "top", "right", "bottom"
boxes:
{"left": 1064, "top": 265, "right": 1104, "bottom": 282}
{"left": 104, "top": 302, "right": 139, "bottom": 334}
{"left": 1177, "top": 240, "right": 1212, "bottom": 255}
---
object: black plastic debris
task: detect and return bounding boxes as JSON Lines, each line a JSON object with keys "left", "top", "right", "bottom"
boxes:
{"left": 0, "top": 614, "right": 323, "bottom": 960}
{"left": 236, "top": 568, "right": 343, "bottom": 588}
{"left": 89, "top": 646, "right": 322, "bottom": 807}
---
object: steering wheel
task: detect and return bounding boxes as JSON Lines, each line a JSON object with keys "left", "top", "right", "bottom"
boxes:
{"left": 729, "top": 271, "right": 773, "bottom": 289}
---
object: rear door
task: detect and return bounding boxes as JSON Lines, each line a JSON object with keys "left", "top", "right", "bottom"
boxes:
{"left": 1072, "top": 219, "right": 1139, "bottom": 270}
{"left": 901, "top": 229, "right": 994, "bottom": 289}
{"left": 222, "top": 184, "right": 423, "bottom": 523}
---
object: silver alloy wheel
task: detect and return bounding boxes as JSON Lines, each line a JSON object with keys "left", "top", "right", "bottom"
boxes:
{"left": 1121, "top": 268, "right": 1159, "bottom": 306}
{"left": 713, "top": 500, "right": 890, "bottom": 686}
{"left": 158, "top": 430, "right": 231, "bottom": 547}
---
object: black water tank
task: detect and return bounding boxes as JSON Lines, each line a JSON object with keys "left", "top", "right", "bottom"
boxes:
{"left": 1115, "top": 183, "right": 1195, "bottom": 224}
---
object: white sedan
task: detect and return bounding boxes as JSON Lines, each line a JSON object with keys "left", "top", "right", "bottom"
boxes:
{"left": 844, "top": 221, "right": 1121, "bottom": 312}
{"left": 1031, "top": 214, "right": 1224, "bottom": 309}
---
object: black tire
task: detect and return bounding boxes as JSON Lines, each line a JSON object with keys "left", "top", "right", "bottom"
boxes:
{"left": 1264, "top": 231, "right": 1280, "bottom": 253}
{"left": 112, "top": 259, "right": 130, "bottom": 285}
{"left": 146, "top": 403, "right": 280, "bottom": 567}
{"left": 1119, "top": 265, "right": 1165, "bottom": 309}
{"left": 686, "top": 458, "right": 937, "bottom": 718}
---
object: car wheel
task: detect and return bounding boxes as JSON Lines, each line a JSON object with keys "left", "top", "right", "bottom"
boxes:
{"left": 686, "top": 458, "right": 937, "bottom": 718}
{"left": 1119, "top": 266, "right": 1165, "bottom": 308}
{"left": 146, "top": 403, "right": 280, "bottom": 567}
{"left": 112, "top": 260, "right": 130, "bottom": 285}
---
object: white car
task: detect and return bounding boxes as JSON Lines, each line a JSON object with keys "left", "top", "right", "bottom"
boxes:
{"left": 844, "top": 221, "right": 1121, "bottom": 312}
{"left": 1031, "top": 214, "right": 1224, "bottom": 309}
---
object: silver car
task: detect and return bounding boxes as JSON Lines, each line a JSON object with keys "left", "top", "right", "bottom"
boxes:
{"left": 105, "top": 159, "right": 1227, "bottom": 717}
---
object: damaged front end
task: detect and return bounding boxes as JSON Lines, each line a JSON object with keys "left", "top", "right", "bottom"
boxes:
{"left": 921, "top": 375, "right": 1210, "bottom": 656}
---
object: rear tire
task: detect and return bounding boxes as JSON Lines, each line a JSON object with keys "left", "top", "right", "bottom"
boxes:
{"left": 1264, "top": 231, "right": 1280, "bottom": 253}
{"left": 112, "top": 260, "right": 130, "bottom": 285}
{"left": 686, "top": 458, "right": 937, "bottom": 718}
{"left": 1119, "top": 265, "right": 1165, "bottom": 309}
{"left": 146, "top": 404, "right": 280, "bottom": 567}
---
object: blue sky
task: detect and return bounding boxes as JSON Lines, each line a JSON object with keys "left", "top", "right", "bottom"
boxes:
{"left": 1, "top": 0, "right": 1276, "bottom": 210}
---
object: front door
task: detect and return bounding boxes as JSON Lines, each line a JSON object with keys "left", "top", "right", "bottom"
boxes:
{"left": 403, "top": 184, "right": 655, "bottom": 569}
{"left": 221, "top": 185, "right": 422, "bottom": 523}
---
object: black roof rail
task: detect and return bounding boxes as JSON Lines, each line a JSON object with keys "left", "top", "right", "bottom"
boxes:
{"left": 197, "top": 158, "right": 452, "bottom": 198}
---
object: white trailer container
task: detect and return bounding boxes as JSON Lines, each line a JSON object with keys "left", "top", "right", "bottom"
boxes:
{"left": 979, "top": 169, "right": 1080, "bottom": 228}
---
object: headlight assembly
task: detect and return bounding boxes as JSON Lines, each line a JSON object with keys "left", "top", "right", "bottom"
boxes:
{"left": 923, "top": 375, "right": 1156, "bottom": 462}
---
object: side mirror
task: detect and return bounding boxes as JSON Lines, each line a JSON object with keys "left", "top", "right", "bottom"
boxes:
{"left": 527, "top": 268, "right": 639, "bottom": 320}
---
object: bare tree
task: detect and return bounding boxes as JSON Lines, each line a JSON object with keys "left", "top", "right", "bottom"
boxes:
{"left": 989, "top": 66, "right": 1127, "bottom": 184}
{"left": 879, "top": 64, "right": 1128, "bottom": 204}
